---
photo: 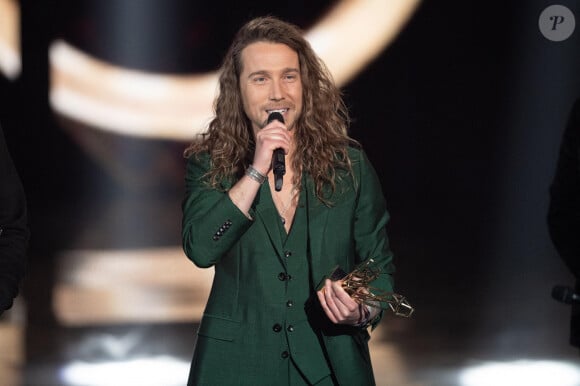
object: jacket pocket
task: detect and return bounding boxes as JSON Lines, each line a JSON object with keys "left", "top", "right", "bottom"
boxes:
{"left": 197, "top": 314, "right": 240, "bottom": 342}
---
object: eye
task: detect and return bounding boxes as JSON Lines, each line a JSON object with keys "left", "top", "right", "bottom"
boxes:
{"left": 252, "top": 76, "right": 267, "bottom": 84}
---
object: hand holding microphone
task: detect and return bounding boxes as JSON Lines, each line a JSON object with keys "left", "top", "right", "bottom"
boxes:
{"left": 267, "top": 111, "right": 286, "bottom": 191}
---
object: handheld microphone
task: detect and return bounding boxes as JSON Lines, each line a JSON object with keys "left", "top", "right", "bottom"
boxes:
{"left": 552, "top": 285, "right": 580, "bottom": 305}
{"left": 268, "top": 111, "right": 286, "bottom": 191}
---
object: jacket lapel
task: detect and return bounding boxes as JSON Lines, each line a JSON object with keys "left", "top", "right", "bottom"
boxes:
{"left": 253, "top": 182, "right": 286, "bottom": 265}
{"left": 304, "top": 178, "right": 330, "bottom": 286}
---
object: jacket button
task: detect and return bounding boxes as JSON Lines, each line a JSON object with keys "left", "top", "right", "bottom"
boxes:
{"left": 278, "top": 273, "right": 287, "bottom": 281}
{"left": 284, "top": 250, "right": 292, "bottom": 258}
{"left": 281, "top": 351, "right": 289, "bottom": 358}
{"left": 272, "top": 324, "right": 282, "bottom": 332}
{"left": 286, "top": 300, "right": 294, "bottom": 307}
{"left": 287, "top": 325, "right": 294, "bottom": 332}
{"left": 212, "top": 235, "right": 219, "bottom": 241}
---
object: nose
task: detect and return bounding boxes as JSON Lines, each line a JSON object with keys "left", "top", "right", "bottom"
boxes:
{"left": 269, "top": 79, "right": 284, "bottom": 101}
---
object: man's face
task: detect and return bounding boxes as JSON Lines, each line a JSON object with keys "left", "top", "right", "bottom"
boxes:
{"left": 239, "top": 42, "right": 303, "bottom": 134}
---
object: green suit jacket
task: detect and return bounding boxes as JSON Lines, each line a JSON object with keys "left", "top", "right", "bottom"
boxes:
{"left": 182, "top": 147, "right": 395, "bottom": 385}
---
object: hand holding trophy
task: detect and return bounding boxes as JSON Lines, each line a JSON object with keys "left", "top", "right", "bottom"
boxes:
{"left": 329, "top": 258, "right": 414, "bottom": 318}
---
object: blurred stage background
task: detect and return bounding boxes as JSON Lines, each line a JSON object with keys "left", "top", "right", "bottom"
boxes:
{"left": 1, "top": 1, "right": 580, "bottom": 385}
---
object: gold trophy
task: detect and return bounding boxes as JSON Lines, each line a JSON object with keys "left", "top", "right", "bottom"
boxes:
{"left": 329, "top": 258, "right": 414, "bottom": 317}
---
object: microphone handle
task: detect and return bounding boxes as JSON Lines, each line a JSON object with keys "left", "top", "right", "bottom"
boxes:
{"left": 266, "top": 111, "right": 286, "bottom": 192}
{"left": 273, "top": 148, "right": 285, "bottom": 192}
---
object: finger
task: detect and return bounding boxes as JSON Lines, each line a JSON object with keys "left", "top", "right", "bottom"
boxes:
{"left": 330, "top": 280, "right": 359, "bottom": 311}
{"left": 329, "top": 281, "right": 365, "bottom": 324}
{"left": 256, "top": 130, "right": 290, "bottom": 155}
{"left": 325, "top": 280, "right": 357, "bottom": 323}
{"left": 325, "top": 279, "right": 348, "bottom": 321}
{"left": 317, "top": 285, "right": 338, "bottom": 323}
{"left": 253, "top": 130, "right": 290, "bottom": 169}
{"left": 323, "top": 279, "right": 338, "bottom": 311}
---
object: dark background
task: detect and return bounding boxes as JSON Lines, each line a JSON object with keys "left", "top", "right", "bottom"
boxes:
{"left": 1, "top": 1, "right": 580, "bottom": 385}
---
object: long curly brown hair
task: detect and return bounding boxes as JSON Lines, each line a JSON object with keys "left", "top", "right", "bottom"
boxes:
{"left": 184, "top": 16, "right": 358, "bottom": 205}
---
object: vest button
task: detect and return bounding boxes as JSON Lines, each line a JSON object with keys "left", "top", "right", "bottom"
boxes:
{"left": 287, "top": 325, "right": 294, "bottom": 332}
{"left": 278, "top": 272, "right": 287, "bottom": 281}
{"left": 281, "top": 351, "right": 289, "bottom": 358}
{"left": 272, "top": 324, "right": 282, "bottom": 332}
{"left": 286, "top": 300, "right": 294, "bottom": 307}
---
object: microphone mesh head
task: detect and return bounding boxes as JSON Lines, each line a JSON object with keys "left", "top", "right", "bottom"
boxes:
{"left": 267, "top": 111, "right": 284, "bottom": 124}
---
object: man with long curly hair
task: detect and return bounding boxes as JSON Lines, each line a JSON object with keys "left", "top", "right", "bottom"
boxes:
{"left": 182, "top": 16, "right": 395, "bottom": 385}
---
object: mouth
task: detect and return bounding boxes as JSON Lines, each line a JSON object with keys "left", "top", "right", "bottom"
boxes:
{"left": 266, "top": 108, "right": 289, "bottom": 115}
